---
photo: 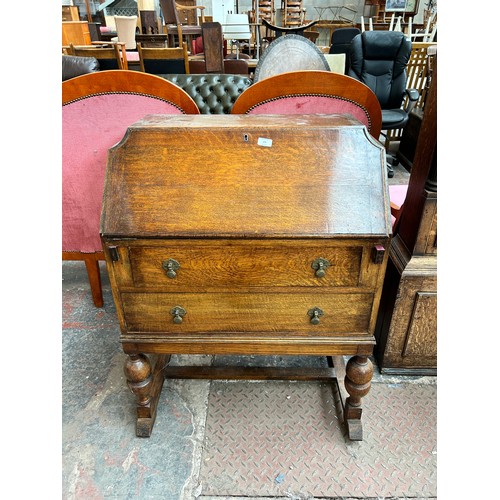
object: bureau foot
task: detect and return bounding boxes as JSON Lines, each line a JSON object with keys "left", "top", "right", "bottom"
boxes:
{"left": 343, "top": 355, "right": 373, "bottom": 441}
{"left": 124, "top": 353, "right": 170, "bottom": 437}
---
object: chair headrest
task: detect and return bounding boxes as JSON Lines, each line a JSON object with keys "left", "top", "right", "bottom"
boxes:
{"left": 330, "top": 27, "right": 361, "bottom": 45}
{"left": 360, "top": 31, "right": 410, "bottom": 59}
{"left": 348, "top": 31, "right": 412, "bottom": 109}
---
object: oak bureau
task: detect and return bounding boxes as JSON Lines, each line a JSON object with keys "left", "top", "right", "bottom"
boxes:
{"left": 100, "top": 114, "right": 392, "bottom": 440}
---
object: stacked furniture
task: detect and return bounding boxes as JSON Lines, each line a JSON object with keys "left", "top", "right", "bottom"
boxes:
{"left": 159, "top": 0, "right": 205, "bottom": 48}
{"left": 62, "top": 5, "right": 79, "bottom": 21}
{"left": 392, "top": 42, "right": 438, "bottom": 164}
{"left": 282, "top": 0, "right": 305, "bottom": 27}
{"left": 250, "top": 0, "right": 276, "bottom": 42}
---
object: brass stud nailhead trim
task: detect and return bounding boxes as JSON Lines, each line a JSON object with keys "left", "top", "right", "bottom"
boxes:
{"left": 63, "top": 91, "right": 186, "bottom": 113}
{"left": 245, "top": 93, "right": 372, "bottom": 131}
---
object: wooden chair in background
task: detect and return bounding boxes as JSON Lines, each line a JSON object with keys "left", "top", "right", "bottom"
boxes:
{"left": 137, "top": 42, "right": 190, "bottom": 74}
{"left": 139, "top": 9, "right": 160, "bottom": 35}
{"left": 282, "top": 0, "right": 306, "bottom": 28}
{"left": 62, "top": 71, "right": 199, "bottom": 307}
{"left": 385, "top": 41, "right": 437, "bottom": 147}
{"left": 159, "top": 0, "right": 206, "bottom": 48}
{"left": 190, "top": 22, "right": 250, "bottom": 75}
{"left": 68, "top": 42, "right": 127, "bottom": 69}
{"left": 201, "top": 22, "right": 224, "bottom": 73}
{"left": 250, "top": 0, "right": 276, "bottom": 43}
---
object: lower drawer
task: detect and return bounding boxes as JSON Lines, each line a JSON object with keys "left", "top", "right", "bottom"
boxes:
{"left": 121, "top": 292, "right": 374, "bottom": 335}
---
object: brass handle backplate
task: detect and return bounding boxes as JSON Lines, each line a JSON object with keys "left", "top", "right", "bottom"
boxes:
{"left": 311, "top": 258, "right": 331, "bottom": 278}
{"left": 308, "top": 307, "right": 324, "bottom": 325}
{"left": 170, "top": 306, "right": 186, "bottom": 324}
{"left": 162, "top": 258, "right": 180, "bottom": 279}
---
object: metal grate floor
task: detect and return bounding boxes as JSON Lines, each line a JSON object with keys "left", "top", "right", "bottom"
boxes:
{"left": 199, "top": 379, "right": 437, "bottom": 498}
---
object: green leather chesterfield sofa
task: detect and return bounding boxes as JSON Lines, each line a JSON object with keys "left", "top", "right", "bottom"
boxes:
{"left": 160, "top": 73, "right": 253, "bottom": 114}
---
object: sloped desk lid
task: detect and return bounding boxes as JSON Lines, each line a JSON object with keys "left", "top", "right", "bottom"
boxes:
{"left": 101, "top": 114, "right": 391, "bottom": 238}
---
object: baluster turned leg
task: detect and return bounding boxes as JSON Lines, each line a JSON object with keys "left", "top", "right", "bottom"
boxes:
{"left": 124, "top": 354, "right": 153, "bottom": 406}
{"left": 124, "top": 353, "right": 169, "bottom": 437}
{"left": 344, "top": 355, "right": 373, "bottom": 441}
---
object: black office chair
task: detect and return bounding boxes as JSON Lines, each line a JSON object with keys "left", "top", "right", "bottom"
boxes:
{"left": 348, "top": 31, "right": 419, "bottom": 177}
{"left": 328, "top": 27, "right": 360, "bottom": 74}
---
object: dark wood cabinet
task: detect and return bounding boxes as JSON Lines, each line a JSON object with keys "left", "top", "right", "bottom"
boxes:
{"left": 374, "top": 56, "right": 437, "bottom": 375}
{"left": 375, "top": 190, "right": 437, "bottom": 374}
{"left": 101, "top": 114, "right": 391, "bottom": 440}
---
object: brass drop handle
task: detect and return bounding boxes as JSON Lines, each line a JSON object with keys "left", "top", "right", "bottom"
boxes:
{"left": 311, "top": 258, "right": 330, "bottom": 278}
{"left": 308, "top": 307, "right": 324, "bottom": 325}
{"left": 162, "top": 258, "right": 180, "bottom": 279}
{"left": 170, "top": 306, "right": 186, "bottom": 324}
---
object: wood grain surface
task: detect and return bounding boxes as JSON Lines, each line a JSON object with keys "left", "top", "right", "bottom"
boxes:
{"left": 127, "top": 241, "right": 363, "bottom": 288}
{"left": 101, "top": 114, "right": 390, "bottom": 238}
{"left": 121, "top": 291, "right": 374, "bottom": 334}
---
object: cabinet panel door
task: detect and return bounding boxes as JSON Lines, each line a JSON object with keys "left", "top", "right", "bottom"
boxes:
{"left": 402, "top": 292, "right": 437, "bottom": 358}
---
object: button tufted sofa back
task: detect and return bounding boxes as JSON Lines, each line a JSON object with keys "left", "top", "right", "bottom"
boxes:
{"left": 160, "top": 73, "right": 253, "bottom": 114}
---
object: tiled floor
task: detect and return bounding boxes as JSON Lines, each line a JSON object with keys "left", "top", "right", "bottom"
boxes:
{"left": 62, "top": 163, "right": 436, "bottom": 499}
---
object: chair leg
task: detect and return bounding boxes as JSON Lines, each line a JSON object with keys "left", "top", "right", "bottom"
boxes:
{"left": 389, "top": 154, "right": 399, "bottom": 167}
{"left": 385, "top": 152, "right": 397, "bottom": 179}
{"left": 84, "top": 255, "right": 104, "bottom": 308}
{"left": 387, "top": 163, "right": 394, "bottom": 178}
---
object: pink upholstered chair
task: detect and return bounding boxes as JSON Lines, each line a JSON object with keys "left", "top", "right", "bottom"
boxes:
{"left": 230, "top": 70, "right": 382, "bottom": 139}
{"left": 63, "top": 70, "right": 199, "bottom": 307}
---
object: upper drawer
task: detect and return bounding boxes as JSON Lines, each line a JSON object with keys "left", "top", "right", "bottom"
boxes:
{"left": 127, "top": 242, "right": 363, "bottom": 289}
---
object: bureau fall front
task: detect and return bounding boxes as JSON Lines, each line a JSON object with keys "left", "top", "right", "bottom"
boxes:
{"left": 100, "top": 114, "right": 392, "bottom": 440}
